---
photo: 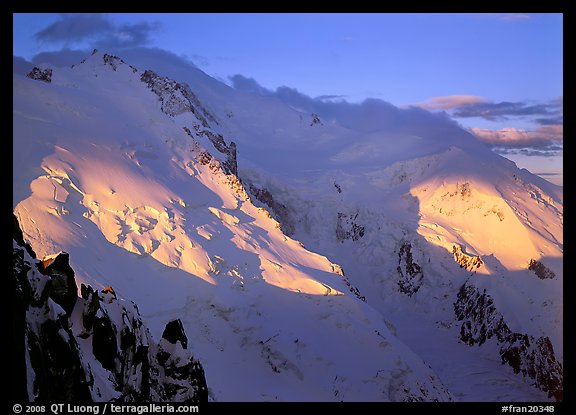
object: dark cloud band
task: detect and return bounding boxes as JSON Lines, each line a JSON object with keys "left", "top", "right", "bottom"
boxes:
{"left": 35, "top": 13, "right": 160, "bottom": 49}
{"left": 453, "top": 101, "right": 560, "bottom": 121}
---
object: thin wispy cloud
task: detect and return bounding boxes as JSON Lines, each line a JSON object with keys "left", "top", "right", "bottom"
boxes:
{"left": 316, "top": 94, "right": 347, "bottom": 102}
{"left": 413, "top": 96, "right": 562, "bottom": 122}
{"left": 453, "top": 100, "right": 560, "bottom": 121}
{"left": 494, "top": 146, "right": 563, "bottom": 157}
{"left": 412, "top": 95, "right": 486, "bottom": 110}
{"left": 31, "top": 48, "right": 93, "bottom": 67}
{"left": 477, "top": 13, "right": 533, "bottom": 22}
{"left": 412, "top": 95, "right": 564, "bottom": 137}
{"left": 499, "top": 14, "right": 532, "bottom": 22}
{"left": 535, "top": 116, "right": 564, "bottom": 126}
{"left": 470, "top": 126, "right": 563, "bottom": 149}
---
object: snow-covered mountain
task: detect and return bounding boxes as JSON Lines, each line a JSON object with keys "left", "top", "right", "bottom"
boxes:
{"left": 13, "top": 50, "right": 562, "bottom": 401}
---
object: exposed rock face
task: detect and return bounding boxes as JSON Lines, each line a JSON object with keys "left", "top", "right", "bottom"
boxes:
{"left": 328, "top": 263, "right": 365, "bottom": 302}
{"left": 454, "top": 283, "right": 563, "bottom": 401}
{"left": 196, "top": 129, "right": 238, "bottom": 176}
{"left": 141, "top": 68, "right": 240, "bottom": 176}
{"left": 158, "top": 319, "right": 209, "bottom": 402}
{"left": 140, "top": 69, "right": 216, "bottom": 125}
{"left": 13, "top": 215, "right": 93, "bottom": 402}
{"left": 310, "top": 113, "right": 323, "bottom": 126}
{"left": 177, "top": 103, "right": 238, "bottom": 177}
{"left": 336, "top": 212, "right": 365, "bottom": 242}
{"left": 396, "top": 242, "right": 424, "bottom": 296}
{"left": 501, "top": 336, "right": 563, "bottom": 402}
{"left": 12, "top": 214, "right": 208, "bottom": 402}
{"left": 39, "top": 252, "right": 77, "bottom": 315}
{"left": 248, "top": 184, "right": 295, "bottom": 236}
{"left": 454, "top": 284, "right": 508, "bottom": 346}
{"left": 102, "top": 53, "right": 137, "bottom": 72}
{"left": 26, "top": 67, "right": 52, "bottom": 83}
{"left": 11, "top": 215, "right": 32, "bottom": 401}
{"left": 528, "top": 259, "right": 556, "bottom": 280}
{"left": 452, "top": 245, "right": 483, "bottom": 272}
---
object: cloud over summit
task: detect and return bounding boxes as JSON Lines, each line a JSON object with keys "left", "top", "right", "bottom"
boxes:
{"left": 35, "top": 14, "right": 161, "bottom": 49}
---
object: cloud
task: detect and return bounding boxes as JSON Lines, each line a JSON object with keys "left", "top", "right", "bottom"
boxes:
{"left": 120, "top": 47, "right": 204, "bottom": 73}
{"left": 35, "top": 13, "right": 160, "bottom": 49}
{"left": 101, "top": 21, "right": 160, "bottom": 48}
{"left": 535, "top": 124, "right": 563, "bottom": 138}
{"left": 23, "top": 16, "right": 563, "bottom": 162}
{"left": 412, "top": 95, "right": 487, "bottom": 110}
{"left": 28, "top": 46, "right": 201, "bottom": 77}
{"left": 228, "top": 74, "right": 562, "bottom": 158}
{"left": 229, "top": 74, "right": 480, "bottom": 145}
{"left": 453, "top": 100, "right": 561, "bottom": 121}
{"left": 494, "top": 146, "right": 563, "bottom": 157}
{"left": 534, "top": 116, "right": 563, "bottom": 126}
{"left": 228, "top": 74, "right": 271, "bottom": 96}
{"left": 414, "top": 95, "right": 563, "bottom": 123}
{"left": 31, "top": 48, "right": 90, "bottom": 67}
{"left": 470, "top": 126, "right": 563, "bottom": 150}
{"left": 36, "top": 14, "right": 113, "bottom": 43}
{"left": 316, "top": 94, "right": 347, "bottom": 102}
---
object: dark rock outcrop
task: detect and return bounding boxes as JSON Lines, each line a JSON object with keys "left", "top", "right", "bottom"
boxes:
{"left": 12, "top": 218, "right": 29, "bottom": 402}
{"left": 140, "top": 69, "right": 216, "bottom": 125}
{"left": 454, "top": 283, "right": 563, "bottom": 400}
{"left": 500, "top": 335, "right": 563, "bottom": 401}
{"left": 26, "top": 67, "right": 52, "bottom": 83}
{"left": 102, "top": 53, "right": 137, "bottom": 72}
{"left": 162, "top": 319, "right": 188, "bottom": 348}
{"left": 310, "top": 113, "right": 323, "bottom": 126}
{"left": 142, "top": 70, "right": 240, "bottom": 181}
{"left": 396, "top": 242, "right": 424, "bottom": 296}
{"left": 452, "top": 245, "right": 483, "bottom": 272}
{"left": 336, "top": 212, "right": 365, "bottom": 242}
{"left": 528, "top": 259, "right": 556, "bottom": 280}
{"left": 157, "top": 319, "right": 209, "bottom": 402}
{"left": 38, "top": 252, "right": 77, "bottom": 315}
{"left": 196, "top": 130, "right": 237, "bottom": 176}
{"left": 178, "top": 110, "right": 239, "bottom": 180}
{"left": 13, "top": 215, "right": 92, "bottom": 402}
{"left": 248, "top": 184, "right": 295, "bottom": 236}
{"left": 12, "top": 214, "right": 208, "bottom": 402}
{"left": 454, "top": 284, "right": 508, "bottom": 346}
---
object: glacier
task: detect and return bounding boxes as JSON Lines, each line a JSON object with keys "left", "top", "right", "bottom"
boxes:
{"left": 12, "top": 50, "right": 562, "bottom": 401}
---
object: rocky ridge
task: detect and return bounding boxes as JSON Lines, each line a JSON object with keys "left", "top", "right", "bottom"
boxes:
{"left": 12, "top": 214, "right": 208, "bottom": 402}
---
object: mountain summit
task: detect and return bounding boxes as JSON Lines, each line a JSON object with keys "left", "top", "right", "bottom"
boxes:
{"left": 13, "top": 51, "right": 562, "bottom": 401}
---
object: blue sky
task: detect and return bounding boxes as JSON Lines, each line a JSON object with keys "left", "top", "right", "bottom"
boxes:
{"left": 12, "top": 13, "right": 563, "bottom": 185}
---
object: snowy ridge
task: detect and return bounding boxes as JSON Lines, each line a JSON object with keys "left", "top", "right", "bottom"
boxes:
{"left": 235, "top": 144, "right": 562, "bottom": 400}
{"left": 14, "top": 52, "right": 456, "bottom": 401}
{"left": 193, "top": 58, "right": 562, "bottom": 400}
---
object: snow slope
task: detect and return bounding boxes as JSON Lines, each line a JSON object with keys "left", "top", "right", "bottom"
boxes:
{"left": 147, "top": 52, "right": 563, "bottom": 400}
{"left": 225, "top": 105, "right": 563, "bottom": 400}
{"left": 14, "top": 52, "right": 452, "bottom": 402}
{"left": 13, "top": 51, "right": 562, "bottom": 401}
